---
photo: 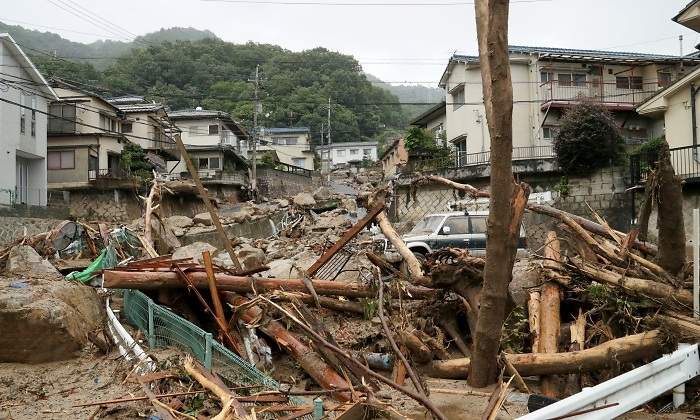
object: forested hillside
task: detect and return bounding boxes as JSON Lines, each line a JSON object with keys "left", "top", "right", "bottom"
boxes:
{"left": 1, "top": 23, "right": 408, "bottom": 144}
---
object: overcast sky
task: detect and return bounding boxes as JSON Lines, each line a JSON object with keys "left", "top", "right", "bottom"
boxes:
{"left": 3, "top": 0, "right": 700, "bottom": 86}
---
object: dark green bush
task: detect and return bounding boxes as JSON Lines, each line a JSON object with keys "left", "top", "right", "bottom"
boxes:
{"left": 554, "top": 103, "right": 625, "bottom": 175}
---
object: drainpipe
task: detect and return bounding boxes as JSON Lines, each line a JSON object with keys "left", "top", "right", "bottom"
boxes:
{"left": 692, "top": 84, "right": 699, "bottom": 161}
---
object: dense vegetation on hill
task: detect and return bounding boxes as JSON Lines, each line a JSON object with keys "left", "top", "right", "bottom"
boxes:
{"left": 2, "top": 23, "right": 415, "bottom": 144}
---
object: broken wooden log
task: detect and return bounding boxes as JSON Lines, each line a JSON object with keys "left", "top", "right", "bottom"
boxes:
{"left": 223, "top": 293, "right": 352, "bottom": 401}
{"left": 571, "top": 258, "right": 693, "bottom": 306}
{"left": 184, "top": 356, "right": 249, "bottom": 419}
{"left": 527, "top": 291, "right": 540, "bottom": 353}
{"left": 272, "top": 292, "right": 365, "bottom": 315}
{"left": 399, "top": 330, "right": 433, "bottom": 364}
{"left": 423, "top": 330, "right": 661, "bottom": 379}
{"left": 540, "top": 231, "right": 563, "bottom": 398}
{"left": 376, "top": 210, "right": 424, "bottom": 279}
{"left": 657, "top": 312, "right": 700, "bottom": 341}
{"left": 103, "top": 269, "right": 436, "bottom": 299}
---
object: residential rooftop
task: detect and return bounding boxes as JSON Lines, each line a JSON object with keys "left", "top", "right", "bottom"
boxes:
{"left": 316, "top": 141, "right": 378, "bottom": 149}
{"left": 410, "top": 101, "right": 446, "bottom": 127}
{"left": 114, "top": 103, "right": 164, "bottom": 113}
{"left": 266, "top": 127, "right": 310, "bottom": 134}
{"left": 169, "top": 109, "right": 233, "bottom": 120}
{"left": 107, "top": 95, "right": 146, "bottom": 105}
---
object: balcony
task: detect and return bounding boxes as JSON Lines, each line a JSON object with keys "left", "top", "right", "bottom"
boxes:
{"left": 539, "top": 80, "right": 658, "bottom": 111}
{"left": 88, "top": 168, "right": 130, "bottom": 181}
{"left": 402, "top": 145, "right": 556, "bottom": 174}
{"left": 630, "top": 145, "right": 700, "bottom": 186}
{"left": 195, "top": 169, "right": 248, "bottom": 185}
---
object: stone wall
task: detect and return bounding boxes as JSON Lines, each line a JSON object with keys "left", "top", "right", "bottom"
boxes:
{"left": 179, "top": 212, "right": 283, "bottom": 248}
{"left": 257, "top": 168, "right": 318, "bottom": 198}
{"left": 0, "top": 217, "right": 65, "bottom": 245}
{"left": 50, "top": 189, "right": 143, "bottom": 223}
{"left": 393, "top": 166, "right": 633, "bottom": 252}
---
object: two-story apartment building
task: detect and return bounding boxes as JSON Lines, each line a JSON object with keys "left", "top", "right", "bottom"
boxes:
{"left": 107, "top": 96, "right": 180, "bottom": 172}
{"left": 410, "top": 101, "right": 447, "bottom": 146}
{"left": 253, "top": 127, "right": 314, "bottom": 170}
{"left": 316, "top": 141, "right": 378, "bottom": 169}
{"left": 167, "top": 109, "right": 250, "bottom": 194}
{"left": 439, "top": 46, "right": 699, "bottom": 164}
{"left": 0, "top": 33, "right": 57, "bottom": 206}
{"left": 47, "top": 80, "right": 131, "bottom": 189}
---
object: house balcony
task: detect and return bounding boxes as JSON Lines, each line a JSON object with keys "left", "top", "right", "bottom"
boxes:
{"left": 88, "top": 168, "right": 130, "bottom": 181}
{"left": 629, "top": 145, "right": 700, "bottom": 186}
{"left": 539, "top": 80, "right": 658, "bottom": 111}
{"left": 196, "top": 169, "right": 248, "bottom": 185}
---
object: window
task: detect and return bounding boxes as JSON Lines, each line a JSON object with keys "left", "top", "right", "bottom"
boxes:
{"left": 658, "top": 72, "right": 672, "bottom": 87}
{"left": 322, "top": 151, "right": 330, "bottom": 159}
{"left": 292, "top": 158, "right": 305, "bottom": 167}
{"left": 122, "top": 123, "right": 133, "bottom": 134}
{"left": 336, "top": 149, "right": 345, "bottom": 157}
{"left": 47, "top": 150, "right": 75, "bottom": 170}
{"left": 540, "top": 71, "right": 554, "bottom": 83}
{"left": 274, "top": 137, "right": 297, "bottom": 145}
{"left": 110, "top": 119, "right": 117, "bottom": 132}
{"left": 469, "top": 216, "right": 487, "bottom": 234}
{"left": 542, "top": 127, "right": 556, "bottom": 140}
{"left": 30, "top": 97, "right": 36, "bottom": 137}
{"left": 452, "top": 86, "right": 465, "bottom": 110}
{"left": 363, "top": 149, "right": 372, "bottom": 156}
{"left": 616, "top": 76, "right": 643, "bottom": 90}
{"left": 209, "top": 124, "right": 219, "bottom": 135}
{"left": 48, "top": 103, "right": 76, "bottom": 134}
{"left": 350, "top": 149, "right": 359, "bottom": 155}
{"left": 198, "top": 157, "right": 220, "bottom": 170}
{"left": 20, "top": 93, "right": 26, "bottom": 134}
{"left": 558, "top": 73, "right": 586, "bottom": 87}
{"left": 442, "top": 216, "right": 469, "bottom": 235}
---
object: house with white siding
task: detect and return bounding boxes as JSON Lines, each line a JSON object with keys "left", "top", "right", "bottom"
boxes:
{"left": 0, "top": 33, "right": 57, "bottom": 206}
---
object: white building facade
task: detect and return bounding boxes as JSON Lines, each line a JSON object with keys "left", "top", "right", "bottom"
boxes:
{"left": 0, "top": 33, "right": 57, "bottom": 206}
{"left": 317, "top": 141, "right": 378, "bottom": 168}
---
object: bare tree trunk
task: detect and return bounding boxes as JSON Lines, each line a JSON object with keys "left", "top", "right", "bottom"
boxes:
{"left": 540, "top": 231, "right": 562, "bottom": 398}
{"left": 637, "top": 170, "right": 656, "bottom": 242}
{"left": 656, "top": 143, "right": 686, "bottom": 276}
{"left": 469, "top": 0, "right": 526, "bottom": 388}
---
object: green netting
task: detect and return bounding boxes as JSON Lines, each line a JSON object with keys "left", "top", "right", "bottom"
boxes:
{"left": 65, "top": 245, "right": 118, "bottom": 283}
{"left": 121, "top": 290, "right": 302, "bottom": 405}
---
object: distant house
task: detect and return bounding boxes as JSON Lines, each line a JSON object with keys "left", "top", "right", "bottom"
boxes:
{"left": 316, "top": 141, "right": 378, "bottom": 169}
{"left": 253, "top": 127, "right": 314, "bottom": 170}
{"left": 0, "top": 33, "right": 57, "bottom": 206}
{"left": 107, "top": 96, "right": 180, "bottom": 172}
{"left": 47, "top": 79, "right": 133, "bottom": 190}
{"left": 440, "top": 46, "right": 698, "bottom": 164}
{"left": 410, "top": 101, "right": 446, "bottom": 146}
{"left": 168, "top": 109, "right": 250, "bottom": 196}
{"left": 379, "top": 138, "right": 408, "bottom": 177}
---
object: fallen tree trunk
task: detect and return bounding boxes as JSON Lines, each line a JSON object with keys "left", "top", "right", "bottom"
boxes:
{"left": 657, "top": 312, "right": 700, "bottom": 341}
{"left": 223, "top": 293, "right": 352, "bottom": 402}
{"left": 424, "top": 330, "right": 661, "bottom": 379}
{"left": 540, "top": 231, "right": 562, "bottom": 398}
{"left": 272, "top": 292, "right": 365, "bottom": 315}
{"left": 184, "top": 356, "right": 249, "bottom": 418}
{"left": 376, "top": 211, "right": 424, "bottom": 279}
{"left": 103, "top": 269, "right": 436, "bottom": 300}
{"left": 571, "top": 258, "right": 692, "bottom": 306}
{"left": 656, "top": 143, "right": 686, "bottom": 276}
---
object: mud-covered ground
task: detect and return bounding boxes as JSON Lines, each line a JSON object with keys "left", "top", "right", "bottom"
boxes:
{"left": 0, "top": 347, "right": 153, "bottom": 419}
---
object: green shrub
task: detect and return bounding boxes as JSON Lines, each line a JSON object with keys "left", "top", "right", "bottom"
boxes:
{"left": 120, "top": 143, "right": 153, "bottom": 183}
{"left": 554, "top": 103, "right": 625, "bottom": 175}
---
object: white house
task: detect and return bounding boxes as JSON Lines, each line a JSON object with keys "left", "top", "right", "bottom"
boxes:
{"left": 0, "top": 33, "right": 57, "bottom": 206}
{"left": 316, "top": 141, "right": 378, "bottom": 168}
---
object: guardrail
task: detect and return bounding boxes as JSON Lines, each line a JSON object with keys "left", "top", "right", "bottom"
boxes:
{"left": 539, "top": 80, "right": 658, "bottom": 106}
{"left": 402, "top": 145, "right": 555, "bottom": 173}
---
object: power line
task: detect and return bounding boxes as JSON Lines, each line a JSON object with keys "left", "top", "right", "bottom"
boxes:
{"left": 201, "top": 0, "right": 552, "bottom": 6}
{"left": 0, "top": 18, "right": 132, "bottom": 41}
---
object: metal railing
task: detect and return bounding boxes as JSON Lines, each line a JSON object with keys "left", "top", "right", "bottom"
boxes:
{"left": 402, "top": 145, "right": 555, "bottom": 173}
{"left": 539, "top": 80, "right": 658, "bottom": 106}
{"left": 630, "top": 144, "right": 700, "bottom": 185}
{"left": 196, "top": 169, "right": 248, "bottom": 184}
{"left": 88, "top": 168, "right": 130, "bottom": 180}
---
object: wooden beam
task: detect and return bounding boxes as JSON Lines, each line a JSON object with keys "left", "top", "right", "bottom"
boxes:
{"left": 174, "top": 135, "right": 242, "bottom": 271}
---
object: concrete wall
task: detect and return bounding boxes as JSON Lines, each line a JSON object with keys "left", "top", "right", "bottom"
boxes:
{"left": 317, "top": 142, "right": 378, "bottom": 166}
{"left": 47, "top": 147, "right": 91, "bottom": 184}
{"left": 257, "top": 168, "right": 317, "bottom": 198}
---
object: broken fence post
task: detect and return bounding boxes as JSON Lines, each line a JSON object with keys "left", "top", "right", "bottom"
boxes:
{"left": 147, "top": 299, "right": 156, "bottom": 348}
{"left": 204, "top": 332, "right": 213, "bottom": 370}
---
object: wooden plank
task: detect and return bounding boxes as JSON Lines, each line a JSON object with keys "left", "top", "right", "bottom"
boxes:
{"left": 174, "top": 135, "right": 242, "bottom": 271}
{"left": 203, "top": 250, "right": 229, "bottom": 343}
{"left": 306, "top": 203, "right": 384, "bottom": 276}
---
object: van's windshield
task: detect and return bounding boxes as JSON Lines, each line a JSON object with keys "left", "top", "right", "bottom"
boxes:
{"left": 408, "top": 216, "right": 444, "bottom": 235}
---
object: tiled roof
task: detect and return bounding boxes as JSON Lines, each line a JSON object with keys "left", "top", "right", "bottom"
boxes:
{"left": 266, "top": 127, "right": 310, "bottom": 134}
{"left": 107, "top": 95, "right": 145, "bottom": 105}
{"left": 115, "top": 103, "right": 164, "bottom": 113}
{"left": 168, "top": 109, "right": 231, "bottom": 119}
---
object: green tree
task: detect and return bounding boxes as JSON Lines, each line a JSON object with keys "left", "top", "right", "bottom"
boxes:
{"left": 554, "top": 103, "right": 625, "bottom": 175}
{"left": 120, "top": 143, "right": 153, "bottom": 183}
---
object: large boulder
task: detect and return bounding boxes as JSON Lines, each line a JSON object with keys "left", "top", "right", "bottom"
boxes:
{"left": 193, "top": 212, "right": 213, "bottom": 226}
{"left": 0, "top": 278, "right": 105, "bottom": 363}
{"left": 262, "top": 250, "right": 317, "bottom": 278}
{"left": 166, "top": 215, "right": 194, "bottom": 230}
{"left": 6, "top": 245, "right": 62, "bottom": 280}
{"left": 237, "top": 244, "right": 266, "bottom": 271}
{"left": 172, "top": 242, "right": 217, "bottom": 264}
{"left": 292, "top": 193, "right": 316, "bottom": 207}
{"left": 312, "top": 186, "right": 334, "bottom": 201}
{"left": 509, "top": 259, "right": 540, "bottom": 306}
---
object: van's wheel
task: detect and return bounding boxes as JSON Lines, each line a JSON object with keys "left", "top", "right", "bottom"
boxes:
{"left": 400, "top": 251, "right": 428, "bottom": 275}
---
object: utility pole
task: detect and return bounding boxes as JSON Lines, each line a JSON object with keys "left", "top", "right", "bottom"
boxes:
{"left": 327, "top": 97, "right": 332, "bottom": 145}
{"left": 250, "top": 64, "right": 260, "bottom": 200}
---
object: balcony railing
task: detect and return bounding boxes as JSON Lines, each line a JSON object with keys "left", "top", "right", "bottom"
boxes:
{"left": 402, "top": 145, "right": 555, "bottom": 173}
{"left": 88, "top": 168, "right": 130, "bottom": 181}
{"left": 630, "top": 145, "right": 700, "bottom": 185}
{"left": 539, "top": 80, "right": 659, "bottom": 107}
{"left": 195, "top": 169, "right": 248, "bottom": 184}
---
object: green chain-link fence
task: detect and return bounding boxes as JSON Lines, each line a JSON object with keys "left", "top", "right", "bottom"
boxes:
{"left": 122, "top": 290, "right": 280, "bottom": 390}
